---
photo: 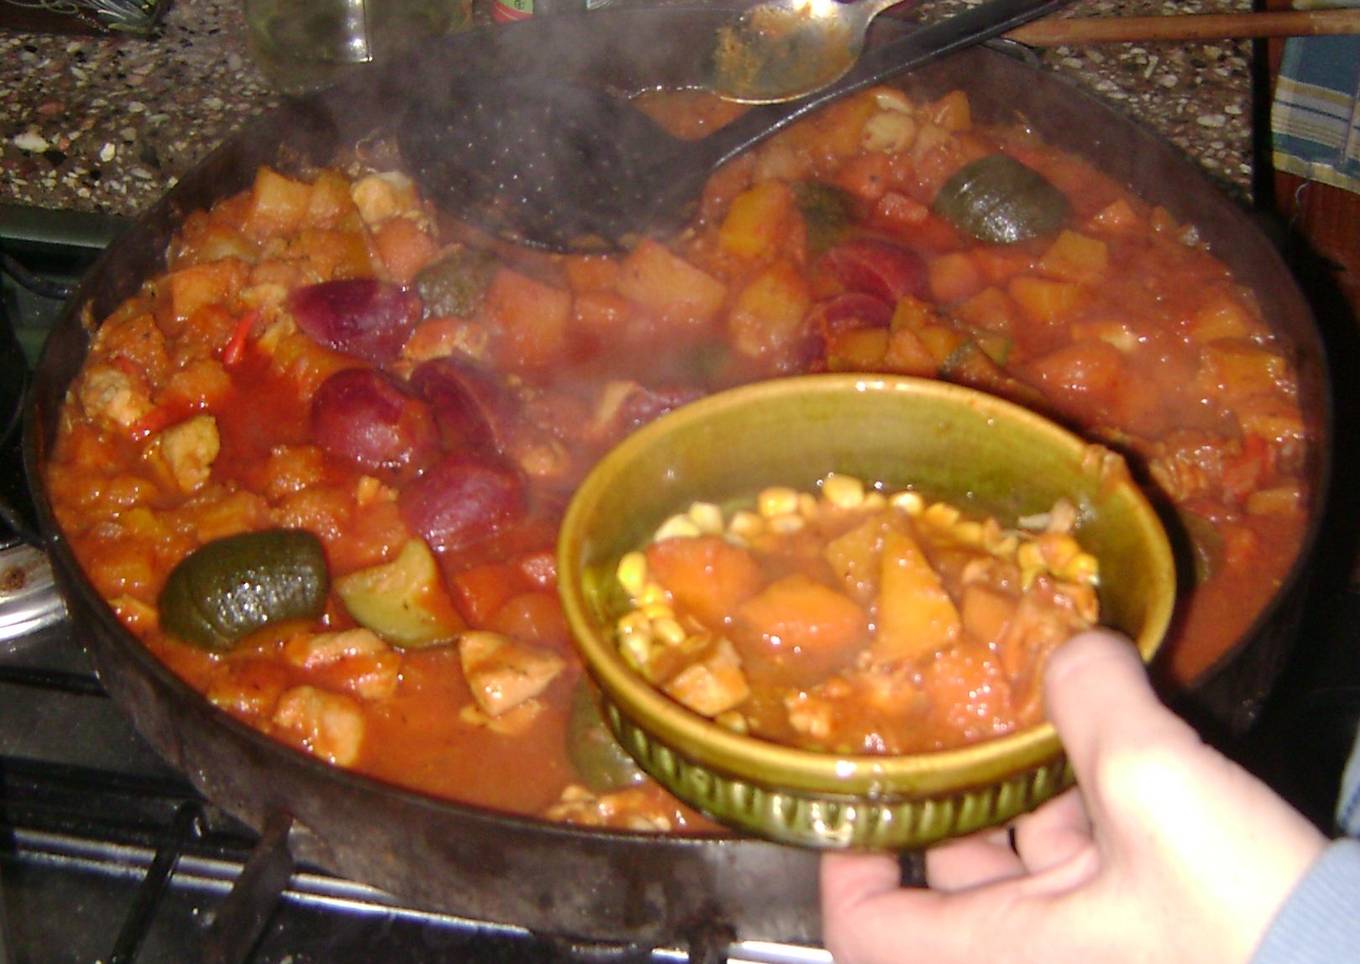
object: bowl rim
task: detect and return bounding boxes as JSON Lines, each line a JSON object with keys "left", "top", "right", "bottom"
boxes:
{"left": 558, "top": 373, "right": 1176, "bottom": 797}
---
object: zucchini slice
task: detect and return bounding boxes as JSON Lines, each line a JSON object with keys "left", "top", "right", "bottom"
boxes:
{"left": 933, "top": 154, "right": 1070, "bottom": 245}
{"left": 566, "top": 680, "right": 646, "bottom": 793}
{"left": 158, "top": 529, "right": 329, "bottom": 652}
{"left": 335, "top": 538, "right": 464, "bottom": 649}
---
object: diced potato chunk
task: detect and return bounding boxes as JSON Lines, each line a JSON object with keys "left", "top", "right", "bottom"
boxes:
{"left": 1198, "top": 339, "right": 1292, "bottom": 402}
{"left": 719, "top": 180, "right": 794, "bottom": 260}
{"left": 1038, "top": 230, "right": 1109, "bottom": 285}
{"left": 1188, "top": 291, "right": 1258, "bottom": 342}
{"left": 616, "top": 239, "right": 727, "bottom": 328}
{"left": 1007, "top": 276, "right": 1086, "bottom": 325}
{"left": 727, "top": 261, "right": 813, "bottom": 363}
{"left": 928, "top": 252, "right": 983, "bottom": 303}
{"left": 164, "top": 261, "right": 249, "bottom": 325}
{"left": 244, "top": 168, "right": 313, "bottom": 238}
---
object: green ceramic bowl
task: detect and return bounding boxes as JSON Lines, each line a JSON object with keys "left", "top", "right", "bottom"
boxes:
{"left": 557, "top": 374, "right": 1175, "bottom": 850}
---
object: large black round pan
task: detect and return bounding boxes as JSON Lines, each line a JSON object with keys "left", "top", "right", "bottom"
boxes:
{"left": 22, "top": 5, "right": 1330, "bottom": 951}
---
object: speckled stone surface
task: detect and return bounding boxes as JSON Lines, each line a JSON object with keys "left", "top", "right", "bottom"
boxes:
{"left": 1, "top": 0, "right": 1255, "bottom": 218}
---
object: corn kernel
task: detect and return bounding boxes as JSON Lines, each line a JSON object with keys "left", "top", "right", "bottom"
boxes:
{"left": 862, "top": 491, "right": 887, "bottom": 511}
{"left": 923, "top": 502, "right": 961, "bottom": 529}
{"left": 355, "top": 475, "right": 386, "bottom": 506}
{"left": 618, "top": 610, "right": 652, "bottom": 637}
{"left": 1062, "top": 552, "right": 1100, "bottom": 585}
{"left": 715, "top": 710, "right": 749, "bottom": 734}
{"left": 638, "top": 582, "right": 670, "bottom": 608}
{"left": 757, "top": 486, "right": 800, "bottom": 518}
{"left": 728, "top": 510, "right": 766, "bottom": 541}
{"left": 1017, "top": 542, "right": 1043, "bottom": 572}
{"left": 768, "top": 512, "right": 806, "bottom": 534}
{"left": 952, "top": 520, "right": 984, "bottom": 547}
{"left": 616, "top": 551, "right": 648, "bottom": 598}
{"left": 1040, "top": 533, "right": 1080, "bottom": 572}
{"left": 988, "top": 533, "right": 1020, "bottom": 558}
{"left": 654, "top": 514, "right": 702, "bottom": 541}
{"left": 641, "top": 602, "right": 675, "bottom": 622}
{"left": 821, "top": 473, "right": 866, "bottom": 509}
{"left": 687, "top": 501, "right": 725, "bottom": 534}
{"left": 797, "top": 492, "right": 819, "bottom": 519}
{"left": 889, "top": 490, "right": 924, "bottom": 515}
{"left": 652, "top": 617, "right": 688, "bottom": 646}
{"left": 619, "top": 632, "right": 652, "bottom": 671}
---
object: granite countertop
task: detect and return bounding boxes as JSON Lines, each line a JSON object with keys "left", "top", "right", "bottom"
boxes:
{"left": 1, "top": 0, "right": 1255, "bottom": 219}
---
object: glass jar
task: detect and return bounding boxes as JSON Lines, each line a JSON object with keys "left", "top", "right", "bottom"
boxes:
{"left": 245, "top": 0, "right": 475, "bottom": 97}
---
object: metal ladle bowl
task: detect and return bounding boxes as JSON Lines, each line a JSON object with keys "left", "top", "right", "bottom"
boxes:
{"left": 708, "top": 0, "right": 913, "bottom": 103}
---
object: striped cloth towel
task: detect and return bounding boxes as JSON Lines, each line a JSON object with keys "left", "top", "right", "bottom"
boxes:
{"left": 1271, "top": 29, "right": 1360, "bottom": 196}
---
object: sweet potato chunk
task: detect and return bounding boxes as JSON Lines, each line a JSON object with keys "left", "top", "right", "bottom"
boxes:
{"left": 735, "top": 573, "right": 868, "bottom": 663}
{"left": 872, "top": 525, "right": 962, "bottom": 665}
{"left": 645, "top": 536, "right": 763, "bottom": 629}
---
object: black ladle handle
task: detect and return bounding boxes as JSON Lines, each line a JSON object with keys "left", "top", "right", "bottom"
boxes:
{"left": 695, "top": 0, "right": 1074, "bottom": 172}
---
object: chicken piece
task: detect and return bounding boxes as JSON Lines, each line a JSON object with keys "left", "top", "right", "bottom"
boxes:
{"left": 157, "top": 414, "right": 220, "bottom": 493}
{"left": 77, "top": 365, "right": 153, "bottom": 429}
{"left": 458, "top": 699, "right": 545, "bottom": 736}
{"left": 458, "top": 630, "right": 565, "bottom": 718}
{"left": 543, "top": 784, "right": 675, "bottom": 832}
{"left": 272, "top": 685, "right": 366, "bottom": 766}
{"left": 351, "top": 172, "right": 422, "bottom": 225}
{"left": 281, "top": 627, "right": 401, "bottom": 701}
{"left": 661, "top": 637, "right": 750, "bottom": 718}
{"left": 785, "top": 689, "right": 836, "bottom": 743}
{"left": 206, "top": 659, "right": 290, "bottom": 719}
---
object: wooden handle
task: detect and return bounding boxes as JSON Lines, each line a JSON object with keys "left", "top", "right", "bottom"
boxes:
{"left": 1007, "top": 8, "right": 1360, "bottom": 45}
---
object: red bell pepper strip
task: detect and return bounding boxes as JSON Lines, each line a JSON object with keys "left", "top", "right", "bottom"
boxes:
{"left": 221, "top": 309, "right": 262, "bottom": 366}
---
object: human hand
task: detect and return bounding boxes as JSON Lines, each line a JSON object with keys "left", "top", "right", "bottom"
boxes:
{"left": 820, "top": 629, "right": 1326, "bottom": 964}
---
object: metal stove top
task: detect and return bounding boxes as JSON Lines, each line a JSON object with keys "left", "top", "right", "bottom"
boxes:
{"left": 0, "top": 205, "right": 833, "bottom": 963}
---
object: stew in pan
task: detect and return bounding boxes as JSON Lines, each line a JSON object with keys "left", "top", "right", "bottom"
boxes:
{"left": 44, "top": 84, "right": 1309, "bottom": 830}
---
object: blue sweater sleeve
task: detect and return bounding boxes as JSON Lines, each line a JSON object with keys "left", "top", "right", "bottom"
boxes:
{"left": 1250, "top": 838, "right": 1360, "bottom": 963}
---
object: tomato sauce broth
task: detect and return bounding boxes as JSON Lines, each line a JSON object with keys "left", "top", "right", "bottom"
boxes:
{"left": 45, "top": 84, "right": 1310, "bottom": 830}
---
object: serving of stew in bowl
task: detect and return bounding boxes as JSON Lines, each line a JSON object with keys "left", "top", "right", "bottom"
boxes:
{"left": 23, "top": 5, "right": 1328, "bottom": 944}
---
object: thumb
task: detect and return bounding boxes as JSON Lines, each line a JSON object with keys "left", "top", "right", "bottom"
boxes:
{"left": 1041, "top": 628, "right": 1184, "bottom": 794}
